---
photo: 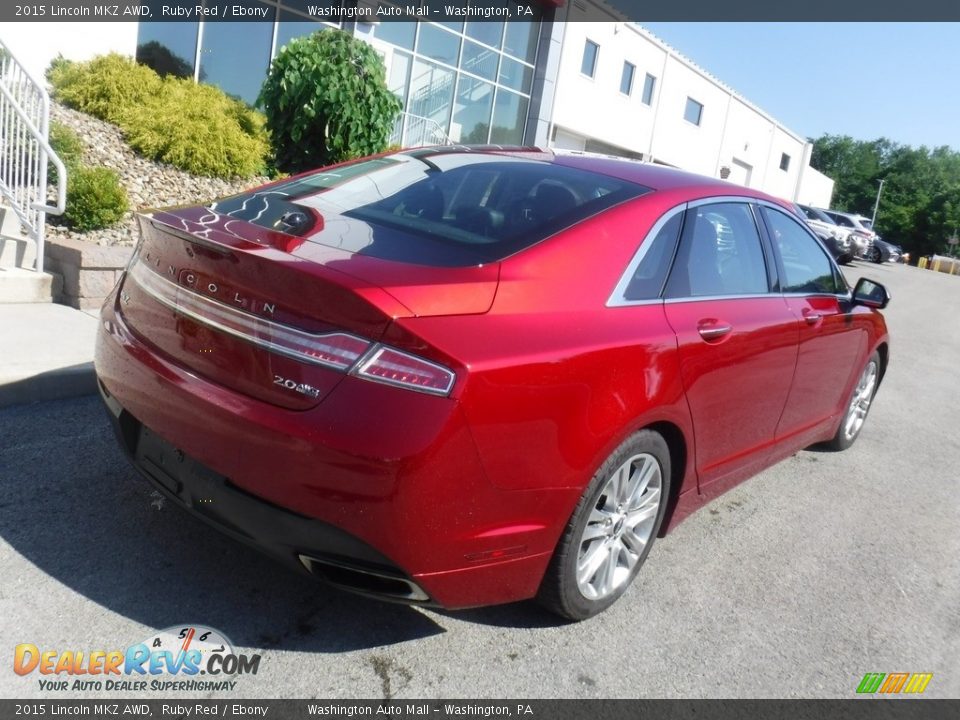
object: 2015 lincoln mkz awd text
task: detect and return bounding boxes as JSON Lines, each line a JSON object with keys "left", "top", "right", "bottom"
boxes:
{"left": 95, "top": 148, "right": 890, "bottom": 620}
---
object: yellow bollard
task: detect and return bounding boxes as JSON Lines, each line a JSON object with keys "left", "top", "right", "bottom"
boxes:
{"left": 919, "top": 257, "right": 928, "bottom": 269}
{"left": 934, "top": 259, "right": 941, "bottom": 272}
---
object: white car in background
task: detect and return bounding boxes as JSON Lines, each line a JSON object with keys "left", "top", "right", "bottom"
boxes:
{"left": 821, "top": 209, "right": 876, "bottom": 259}
{"left": 795, "top": 204, "right": 853, "bottom": 264}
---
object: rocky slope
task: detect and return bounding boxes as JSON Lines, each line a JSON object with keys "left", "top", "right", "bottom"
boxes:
{"left": 48, "top": 102, "right": 268, "bottom": 247}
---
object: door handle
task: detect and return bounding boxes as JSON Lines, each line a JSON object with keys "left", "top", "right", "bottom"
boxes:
{"left": 697, "top": 321, "right": 733, "bottom": 341}
{"left": 803, "top": 310, "right": 823, "bottom": 325}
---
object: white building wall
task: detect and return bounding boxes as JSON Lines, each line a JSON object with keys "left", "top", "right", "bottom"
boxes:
{"left": 547, "top": 18, "right": 830, "bottom": 203}
{"left": 550, "top": 20, "right": 665, "bottom": 156}
{"left": 649, "top": 54, "right": 729, "bottom": 176}
{"left": 761, "top": 127, "right": 806, "bottom": 200}
{"left": 797, "top": 166, "right": 835, "bottom": 208}
{"left": 715, "top": 97, "right": 775, "bottom": 189}
{"left": 0, "top": 23, "right": 138, "bottom": 82}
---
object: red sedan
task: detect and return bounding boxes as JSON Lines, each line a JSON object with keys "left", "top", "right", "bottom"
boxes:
{"left": 95, "top": 148, "right": 890, "bottom": 620}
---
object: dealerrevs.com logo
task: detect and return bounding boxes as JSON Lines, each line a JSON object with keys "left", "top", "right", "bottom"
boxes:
{"left": 13, "top": 625, "right": 261, "bottom": 692}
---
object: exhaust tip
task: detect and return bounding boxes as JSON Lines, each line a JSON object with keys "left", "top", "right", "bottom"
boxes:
{"left": 298, "top": 554, "right": 430, "bottom": 604}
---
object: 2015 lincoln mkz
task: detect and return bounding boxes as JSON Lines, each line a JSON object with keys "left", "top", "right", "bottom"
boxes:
{"left": 95, "top": 148, "right": 890, "bottom": 620}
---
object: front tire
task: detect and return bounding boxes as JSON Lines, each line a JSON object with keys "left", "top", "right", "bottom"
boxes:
{"left": 825, "top": 351, "right": 880, "bottom": 451}
{"left": 537, "top": 430, "right": 671, "bottom": 621}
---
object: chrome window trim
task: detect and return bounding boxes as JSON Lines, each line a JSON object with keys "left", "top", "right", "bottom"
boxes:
{"left": 607, "top": 203, "right": 686, "bottom": 308}
{"left": 663, "top": 293, "right": 775, "bottom": 305}
{"left": 608, "top": 195, "right": 853, "bottom": 309}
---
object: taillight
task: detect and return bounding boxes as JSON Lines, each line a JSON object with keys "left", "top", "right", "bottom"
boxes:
{"left": 353, "top": 346, "right": 455, "bottom": 396}
{"left": 128, "top": 260, "right": 455, "bottom": 396}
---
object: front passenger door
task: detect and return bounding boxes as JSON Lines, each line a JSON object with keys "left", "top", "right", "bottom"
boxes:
{"left": 662, "top": 201, "right": 799, "bottom": 496}
{"left": 759, "top": 206, "right": 865, "bottom": 447}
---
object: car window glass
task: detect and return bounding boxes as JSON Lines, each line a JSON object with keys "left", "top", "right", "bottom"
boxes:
{"left": 213, "top": 154, "right": 650, "bottom": 267}
{"left": 623, "top": 210, "right": 683, "bottom": 301}
{"left": 762, "top": 207, "right": 844, "bottom": 294}
{"left": 665, "top": 202, "right": 769, "bottom": 298}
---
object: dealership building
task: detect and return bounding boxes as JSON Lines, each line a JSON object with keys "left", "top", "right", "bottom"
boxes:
{"left": 3, "top": 0, "right": 833, "bottom": 206}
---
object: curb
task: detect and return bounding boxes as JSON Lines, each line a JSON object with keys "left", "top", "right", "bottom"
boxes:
{"left": 0, "top": 362, "right": 98, "bottom": 408}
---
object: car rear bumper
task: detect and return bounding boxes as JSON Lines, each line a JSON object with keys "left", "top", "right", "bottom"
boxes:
{"left": 95, "top": 288, "right": 568, "bottom": 609}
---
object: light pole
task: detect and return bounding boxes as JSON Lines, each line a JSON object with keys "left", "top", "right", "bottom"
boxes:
{"left": 871, "top": 178, "right": 885, "bottom": 228}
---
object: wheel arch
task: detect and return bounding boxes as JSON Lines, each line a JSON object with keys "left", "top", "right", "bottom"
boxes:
{"left": 875, "top": 341, "right": 889, "bottom": 385}
{"left": 646, "top": 420, "right": 688, "bottom": 537}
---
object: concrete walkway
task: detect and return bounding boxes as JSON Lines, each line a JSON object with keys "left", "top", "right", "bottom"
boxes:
{"left": 0, "top": 303, "right": 99, "bottom": 407}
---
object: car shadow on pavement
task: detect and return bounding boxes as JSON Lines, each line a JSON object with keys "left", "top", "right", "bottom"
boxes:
{"left": 0, "top": 396, "right": 450, "bottom": 652}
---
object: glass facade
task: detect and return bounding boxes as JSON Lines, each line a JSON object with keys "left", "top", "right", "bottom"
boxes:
{"left": 135, "top": 2, "right": 546, "bottom": 146}
{"left": 198, "top": 1, "right": 276, "bottom": 105}
{"left": 367, "top": 16, "right": 542, "bottom": 146}
{"left": 136, "top": 1, "right": 340, "bottom": 105}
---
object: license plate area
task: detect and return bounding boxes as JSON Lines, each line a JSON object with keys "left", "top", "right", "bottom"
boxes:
{"left": 134, "top": 427, "right": 242, "bottom": 534}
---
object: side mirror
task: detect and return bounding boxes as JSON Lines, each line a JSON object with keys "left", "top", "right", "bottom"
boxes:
{"left": 852, "top": 277, "right": 890, "bottom": 309}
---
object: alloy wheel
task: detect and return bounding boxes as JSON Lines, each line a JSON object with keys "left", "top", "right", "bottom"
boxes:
{"left": 844, "top": 360, "right": 878, "bottom": 440}
{"left": 576, "top": 453, "right": 662, "bottom": 601}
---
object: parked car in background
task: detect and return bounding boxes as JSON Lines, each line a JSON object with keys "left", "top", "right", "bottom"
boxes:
{"left": 95, "top": 148, "right": 892, "bottom": 621}
{"left": 795, "top": 204, "right": 853, "bottom": 264}
{"left": 868, "top": 238, "right": 901, "bottom": 264}
{"left": 821, "top": 210, "right": 875, "bottom": 259}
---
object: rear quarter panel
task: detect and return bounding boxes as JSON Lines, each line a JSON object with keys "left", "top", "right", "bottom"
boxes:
{"left": 388, "top": 194, "right": 699, "bottom": 500}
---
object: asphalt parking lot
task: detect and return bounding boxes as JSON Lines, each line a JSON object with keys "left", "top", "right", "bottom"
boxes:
{"left": 1, "top": 262, "right": 958, "bottom": 700}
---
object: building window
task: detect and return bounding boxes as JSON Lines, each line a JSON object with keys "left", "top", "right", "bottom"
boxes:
{"left": 641, "top": 73, "right": 656, "bottom": 106}
{"left": 136, "top": 20, "right": 199, "bottom": 79}
{"left": 620, "top": 61, "right": 635, "bottom": 96}
{"left": 684, "top": 97, "right": 703, "bottom": 126}
{"left": 780, "top": 153, "right": 791, "bottom": 171}
{"left": 581, "top": 39, "right": 599, "bottom": 78}
{"left": 198, "top": 0, "right": 276, "bottom": 106}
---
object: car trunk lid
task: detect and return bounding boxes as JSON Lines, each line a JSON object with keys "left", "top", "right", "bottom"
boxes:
{"left": 119, "top": 207, "right": 498, "bottom": 409}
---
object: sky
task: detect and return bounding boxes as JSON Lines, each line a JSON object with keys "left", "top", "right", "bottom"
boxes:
{"left": 639, "top": 23, "right": 960, "bottom": 151}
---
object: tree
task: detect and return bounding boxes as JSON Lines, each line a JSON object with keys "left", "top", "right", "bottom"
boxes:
{"left": 136, "top": 41, "right": 195, "bottom": 80}
{"left": 258, "top": 30, "right": 402, "bottom": 173}
{"left": 811, "top": 134, "right": 960, "bottom": 257}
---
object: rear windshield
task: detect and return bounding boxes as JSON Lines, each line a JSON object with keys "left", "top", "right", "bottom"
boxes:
{"left": 211, "top": 153, "right": 650, "bottom": 266}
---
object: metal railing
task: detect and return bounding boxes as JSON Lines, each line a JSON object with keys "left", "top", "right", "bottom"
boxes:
{"left": 0, "top": 39, "right": 66, "bottom": 272}
{"left": 390, "top": 112, "right": 454, "bottom": 149}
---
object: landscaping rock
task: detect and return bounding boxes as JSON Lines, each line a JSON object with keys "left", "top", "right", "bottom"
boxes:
{"left": 47, "top": 101, "right": 269, "bottom": 247}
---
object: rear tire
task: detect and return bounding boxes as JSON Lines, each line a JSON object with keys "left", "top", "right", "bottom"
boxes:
{"left": 537, "top": 430, "right": 671, "bottom": 621}
{"left": 824, "top": 351, "right": 880, "bottom": 451}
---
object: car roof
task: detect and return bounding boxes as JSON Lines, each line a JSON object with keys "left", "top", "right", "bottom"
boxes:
{"left": 825, "top": 209, "right": 865, "bottom": 220}
{"left": 404, "top": 146, "right": 776, "bottom": 200}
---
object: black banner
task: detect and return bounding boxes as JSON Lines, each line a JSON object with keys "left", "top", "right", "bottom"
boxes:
{"left": 3, "top": 0, "right": 960, "bottom": 22}
{"left": 0, "top": 700, "right": 957, "bottom": 720}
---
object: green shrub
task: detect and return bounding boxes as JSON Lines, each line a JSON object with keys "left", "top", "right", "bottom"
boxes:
{"left": 62, "top": 165, "right": 128, "bottom": 231}
{"left": 46, "top": 53, "right": 269, "bottom": 179}
{"left": 258, "top": 29, "right": 402, "bottom": 172}
{"left": 120, "top": 78, "right": 269, "bottom": 178}
{"left": 48, "top": 120, "right": 85, "bottom": 182}
{"left": 47, "top": 53, "right": 163, "bottom": 125}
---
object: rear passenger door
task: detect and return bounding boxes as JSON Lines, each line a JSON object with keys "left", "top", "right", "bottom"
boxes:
{"left": 662, "top": 200, "right": 799, "bottom": 494}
